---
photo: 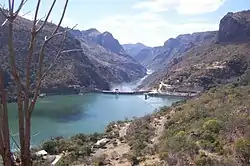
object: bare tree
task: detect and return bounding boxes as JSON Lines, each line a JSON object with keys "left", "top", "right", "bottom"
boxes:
{"left": 0, "top": 0, "right": 71, "bottom": 165}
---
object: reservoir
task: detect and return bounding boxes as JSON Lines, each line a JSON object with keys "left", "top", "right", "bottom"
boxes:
{"left": 7, "top": 93, "right": 184, "bottom": 147}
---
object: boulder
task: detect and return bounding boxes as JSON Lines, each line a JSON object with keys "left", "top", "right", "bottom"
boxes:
{"left": 93, "top": 138, "right": 110, "bottom": 148}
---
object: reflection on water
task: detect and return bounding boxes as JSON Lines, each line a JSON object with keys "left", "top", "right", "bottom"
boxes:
{"left": 8, "top": 93, "right": 184, "bottom": 145}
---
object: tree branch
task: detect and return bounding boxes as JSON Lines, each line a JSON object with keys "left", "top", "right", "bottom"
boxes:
{"left": 10, "top": 133, "right": 21, "bottom": 151}
{"left": 35, "top": 24, "right": 77, "bottom": 87}
{"left": 33, "top": 0, "right": 41, "bottom": 28}
{"left": 17, "top": 89, "right": 25, "bottom": 160}
{"left": 0, "top": 7, "right": 9, "bottom": 19}
{"left": 11, "top": 0, "right": 15, "bottom": 12}
{"left": 0, "top": 6, "right": 27, "bottom": 94}
{"left": 35, "top": 0, "right": 56, "bottom": 34}
{"left": 0, "top": 72, "right": 5, "bottom": 155}
{"left": 29, "top": 32, "right": 67, "bottom": 115}
{"left": 0, "top": 65, "right": 11, "bottom": 160}
{"left": 36, "top": 14, "right": 46, "bottom": 26}
{"left": 8, "top": 0, "right": 12, "bottom": 14}
{"left": 13, "top": 0, "right": 28, "bottom": 19}
{"left": 52, "top": 0, "right": 68, "bottom": 35}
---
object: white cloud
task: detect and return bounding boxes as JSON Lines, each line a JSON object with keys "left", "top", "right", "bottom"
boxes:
{"left": 92, "top": 12, "right": 218, "bottom": 46}
{"left": 177, "top": 0, "right": 226, "bottom": 15}
{"left": 133, "top": 0, "right": 226, "bottom": 15}
{"left": 133, "top": 0, "right": 178, "bottom": 13}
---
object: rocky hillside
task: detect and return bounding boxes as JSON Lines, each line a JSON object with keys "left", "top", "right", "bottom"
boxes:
{"left": 122, "top": 43, "right": 149, "bottom": 58}
{"left": 82, "top": 28, "right": 125, "bottom": 54}
{"left": 0, "top": 15, "right": 111, "bottom": 97}
{"left": 0, "top": 12, "right": 146, "bottom": 97}
{"left": 70, "top": 29, "right": 147, "bottom": 84}
{"left": 135, "top": 31, "right": 217, "bottom": 70}
{"left": 139, "top": 10, "right": 250, "bottom": 92}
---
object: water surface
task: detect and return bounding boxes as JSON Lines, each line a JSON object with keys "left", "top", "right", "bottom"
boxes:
{"left": 8, "top": 93, "right": 184, "bottom": 147}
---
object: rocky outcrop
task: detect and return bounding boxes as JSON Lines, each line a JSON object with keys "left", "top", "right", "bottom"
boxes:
{"left": 83, "top": 29, "right": 125, "bottom": 54}
{"left": 218, "top": 10, "right": 250, "bottom": 43}
{"left": 123, "top": 43, "right": 149, "bottom": 58}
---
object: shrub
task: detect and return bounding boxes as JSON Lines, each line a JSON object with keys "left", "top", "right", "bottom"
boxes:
{"left": 74, "top": 145, "right": 92, "bottom": 156}
{"left": 202, "top": 119, "right": 222, "bottom": 133}
{"left": 195, "top": 156, "right": 214, "bottom": 166}
{"left": 125, "top": 152, "right": 140, "bottom": 165}
{"left": 42, "top": 140, "right": 58, "bottom": 154}
{"left": 159, "top": 152, "right": 169, "bottom": 160}
{"left": 235, "top": 138, "right": 250, "bottom": 164}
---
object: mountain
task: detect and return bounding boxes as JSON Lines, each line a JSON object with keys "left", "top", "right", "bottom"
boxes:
{"left": 135, "top": 31, "right": 217, "bottom": 70}
{"left": 0, "top": 12, "right": 146, "bottom": 99}
{"left": 70, "top": 29, "right": 147, "bottom": 84}
{"left": 218, "top": 10, "right": 250, "bottom": 43}
{"left": 82, "top": 28, "right": 125, "bottom": 54}
{"left": 138, "top": 10, "right": 250, "bottom": 92}
{"left": 122, "top": 43, "right": 149, "bottom": 58}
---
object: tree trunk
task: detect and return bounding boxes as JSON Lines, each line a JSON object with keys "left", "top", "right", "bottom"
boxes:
{"left": 22, "top": 114, "right": 31, "bottom": 166}
{"left": 2, "top": 150, "right": 13, "bottom": 166}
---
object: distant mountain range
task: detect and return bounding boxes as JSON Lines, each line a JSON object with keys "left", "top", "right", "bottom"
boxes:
{"left": 2, "top": 6, "right": 250, "bottom": 98}
{"left": 69, "top": 29, "right": 146, "bottom": 85}
{"left": 122, "top": 43, "right": 149, "bottom": 58}
{"left": 124, "top": 31, "right": 217, "bottom": 71}
{"left": 136, "top": 10, "right": 250, "bottom": 92}
{"left": 0, "top": 12, "right": 146, "bottom": 97}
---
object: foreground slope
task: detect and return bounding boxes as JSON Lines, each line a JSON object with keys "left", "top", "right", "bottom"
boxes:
{"left": 40, "top": 84, "right": 250, "bottom": 166}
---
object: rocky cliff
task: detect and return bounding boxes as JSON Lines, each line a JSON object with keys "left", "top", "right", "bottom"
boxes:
{"left": 218, "top": 10, "right": 250, "bottom": 43}
{"left": 135, "top": 31, "right": 217, "bottom": 70}
{"left": 139, "top": 10, "right": 250, "bottom": 92}
{"left": 83, "top": 29, "right": 125, "bottom": 54}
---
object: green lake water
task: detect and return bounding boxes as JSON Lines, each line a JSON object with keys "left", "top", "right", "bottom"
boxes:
{"left": 7, "top": 93, "right": 184, "bottom": 147}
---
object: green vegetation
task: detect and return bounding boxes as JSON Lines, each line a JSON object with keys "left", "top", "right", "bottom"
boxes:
{"left": 39, "top": 133, "right": 104, "bottom": 165}
{"left": 235, "top": 138, "right": 250, "bottom": 164}
{"left": 125, "top": 115, "right": 155, "bottom": 156}
{"left": 158, "top": 84, "right": 250, "bottom": 165}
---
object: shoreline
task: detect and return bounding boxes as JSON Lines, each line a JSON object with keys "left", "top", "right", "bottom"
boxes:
{"left": 6, "top": 89, "right": 196, "bottom": 103}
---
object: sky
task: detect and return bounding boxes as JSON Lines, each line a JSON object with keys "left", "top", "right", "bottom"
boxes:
{"left": 0, "top": 0, "right": 249, "bottom": 46}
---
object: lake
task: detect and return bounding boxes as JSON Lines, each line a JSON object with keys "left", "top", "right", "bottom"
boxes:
{"left": 7, "top": 93, "right": 184, "bottom": 148}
